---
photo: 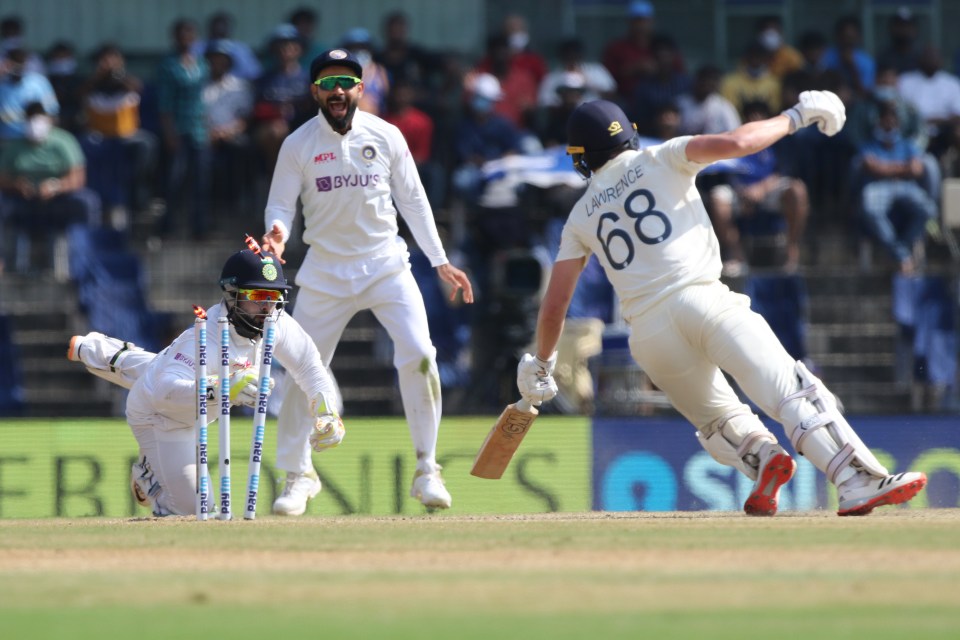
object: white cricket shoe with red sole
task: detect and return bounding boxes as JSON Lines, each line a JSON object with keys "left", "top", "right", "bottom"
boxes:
{"left": 837, "top": 471, "right": 927, "bottom": 516}
{"left": 744, "top": 445, "right": 797, "bottom": 516}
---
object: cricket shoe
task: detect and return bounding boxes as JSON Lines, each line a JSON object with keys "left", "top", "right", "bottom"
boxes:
{"left": 272, "top": 470, "right": 322, "bottom": 516}
{"left": 744, "top": 444, "right": 796, "bottom": 517}
{"left": 837, "top": 471, "right": 927, "bottom": 516}
{"left": 410, "top": 465, "right": 451, "bottom": 509}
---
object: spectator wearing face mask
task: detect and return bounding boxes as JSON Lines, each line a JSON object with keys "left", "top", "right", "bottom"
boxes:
{"left": 855, "top": 101, "right": 937, "bottom": 275}
{"left": 339, "top": 27, "right": 390, "bottom": 116}
{"left": 0, "top": 101, "right": 101, "bottom": 273}
{"left": 720, "top": 41, "right": 782, "bottom": 118}
{"left": 0, "top": 43, "right": 59, "bottom": 140}
{"left": 754, "top": 15, "right": 803, "bottom": 79}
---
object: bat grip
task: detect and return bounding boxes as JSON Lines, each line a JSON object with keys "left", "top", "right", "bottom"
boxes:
{"left": 516, "top": 398, "right": 537, "bottom": 412}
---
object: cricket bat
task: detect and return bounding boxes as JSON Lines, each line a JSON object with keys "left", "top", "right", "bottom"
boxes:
{"left": 470, "top": 398, "right": 539, "bottom": 479}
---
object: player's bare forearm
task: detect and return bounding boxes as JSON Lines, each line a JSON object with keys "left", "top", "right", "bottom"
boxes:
{"left": 535, "top": 258, "right": 583, "bottom": 359}
{"left": 686, "top": 116, "right": 792, "bottom": 164}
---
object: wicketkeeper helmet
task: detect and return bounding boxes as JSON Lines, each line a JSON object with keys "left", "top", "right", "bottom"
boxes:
{"left": 219, "top": 248, "right": 290, "bottom": 339}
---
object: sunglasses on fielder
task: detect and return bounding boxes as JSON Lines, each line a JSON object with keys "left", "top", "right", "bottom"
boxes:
{"left": 238, "top": 289, "right": 284, "bottom": 303}
{"left": 314, "top": 75, "right": 362, "bottom": 90}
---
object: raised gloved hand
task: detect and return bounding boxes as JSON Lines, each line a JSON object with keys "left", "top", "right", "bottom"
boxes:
{"left": 781, "top": 90, "right": 846, "bottom": 137}
{"left": 517, "top": 352, "right": 559, "bottom": 405}
{"left": 309, "top": 393, "right": 344, "bottom": 452}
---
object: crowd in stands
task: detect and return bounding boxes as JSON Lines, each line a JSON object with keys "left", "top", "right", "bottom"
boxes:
{"left": 2, "top": 2, "right": 960, "bottom": 410}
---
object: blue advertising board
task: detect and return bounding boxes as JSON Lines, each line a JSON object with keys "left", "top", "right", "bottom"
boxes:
{"left": 593, "top": 415, "right": 960, "bottom": 511}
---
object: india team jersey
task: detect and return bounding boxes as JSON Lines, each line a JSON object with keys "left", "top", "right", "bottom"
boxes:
{"left": 556, "top": 136, "right": 722, "bottom": 320}
{"left": 264, "top": 109, "right": 448, "bottom": 289}
{"left": 126, "top": 303, "right": 331, "bottom": 426}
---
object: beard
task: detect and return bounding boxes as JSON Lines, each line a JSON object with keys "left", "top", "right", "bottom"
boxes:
{"left": 319, "top": 96, "right": 359, "bottom": 132}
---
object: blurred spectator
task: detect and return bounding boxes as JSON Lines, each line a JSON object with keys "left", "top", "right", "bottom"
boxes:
{"left": 451, "top": 72, "right": 533, "bottom": 274}
{"left": 376, "top": 10, "right": 441, "bottom": 103}
{"left": 877, "top": 7, "right": 923, "bottom": 74}
{"left": 651, "top": 102, "right": 681, "bottom": 142}
{"left": 202, "top": 39, "right": 254, "bottom": 224}
{"left": 452, "top": 73, "right": 524, "bottom": 205}
{"left": 191, "top": 11, "right": 261, "bottom": 82}
{"left": 629, "top": 34, "right": 691, "bottom": 135}
{"left": 602, "top": 0, "right": 685, "bottom": 102}
{"left": 45, "top": 41, "right": 83, "bottom": 135}
{"left": 0, "top": 43, "right": 59, "bottom": 140}
{"left": 339, "top": 28, "right": 390, "bottom": 117}
{"left": 754, "top": 15, "right": 804, "bottom": 78}
{"left": 537, "top": 37, "right": 616, "bottom": 108}
{"left": 476, "top": 14, "right": 547, "bottom": 89}
{"left": 536, "top": 71, "right": 588, "bottom": 148}
{"left": 821, "top": 15, "right": 875, "bottom": 97}
{"left": 0, "top": 15, "right": 44, "bottom": 75}
{"left": 155, "top": 18, "right": 211, "bottom": 238}
{"left": 897, "top": 46, "right": 960, "bottom": 158}
{"left": 855, "top": 102, "right": 937, "bottom": 275}
{"left": 797, "top": 30, "right": 828, "bottom": 77}
{"left": 289, "top": 6, "right": 326, "bottom": 68}
{"left": 80, "top": 43, "right": 158, "bottom": 222}
{"left": 0, "top": 101, "right": 101, "bottom": 272}
{"left": 475, "top": 33, "right": 538, "bottom": 129}
{"left": 251, "top": 24, "right": 311, "bottom": 176}
{"left": 384, "top": 77, "right": 444, "bottom": 209}
{"left": 848, "top": 64, "right": 926, "bottom": 150}
{"left": 708, "top": 100, "right": 809, "bottom": 274}
{"left": 678, "top": 64, "right": 741, "bottom": 135}
{"left": 720, "top": 41, "right": 781, "bottom": 117}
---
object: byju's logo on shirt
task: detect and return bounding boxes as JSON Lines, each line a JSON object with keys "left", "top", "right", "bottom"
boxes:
{"left": 315, "top": 174, "right": 383, "bottom": 191}
{"left": 313, "top": 152, "right": 336, "bottom": 164}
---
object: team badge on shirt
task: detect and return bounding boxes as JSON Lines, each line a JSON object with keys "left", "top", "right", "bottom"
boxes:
{"left": 361, "top": 145, "right": 377, "bottom": 161}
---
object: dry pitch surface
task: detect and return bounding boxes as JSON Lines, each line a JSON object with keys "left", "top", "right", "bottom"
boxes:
{"left": 1, "top": 509, "right": 958, "bottom": 639}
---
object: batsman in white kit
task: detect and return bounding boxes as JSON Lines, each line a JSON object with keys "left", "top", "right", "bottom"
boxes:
{"left": 517, "top": 95, "right": 927, "bottom": 516}
{"left": 260, "top": 48, "right": 474, "bottom": 513}
{"left": 67, "top": 246, "right": 344, "bottom": 517}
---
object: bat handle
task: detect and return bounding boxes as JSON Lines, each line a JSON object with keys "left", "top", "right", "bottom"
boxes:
{"left": 516, "top": 398, "right": 538, "bottom": 412}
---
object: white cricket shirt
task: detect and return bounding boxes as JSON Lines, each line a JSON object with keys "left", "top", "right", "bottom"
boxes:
{"left": 126, "top": 302, "right": 334, "bottom": 426}
{"left": 556, "top": 136, "right": 721, "bottom": 320}
{"left": 264, "top": 109, "right": 448, "bottom": 294}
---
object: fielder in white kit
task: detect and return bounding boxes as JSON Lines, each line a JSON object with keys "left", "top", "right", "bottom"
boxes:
{"left": 517, "top": 96, "right": 927, "bottom": 516}
{"left": 261, "top": 49, "right": 474, "bottom": 514}
{"left": 67, "top": 246, "right": 344, "bottom": 516}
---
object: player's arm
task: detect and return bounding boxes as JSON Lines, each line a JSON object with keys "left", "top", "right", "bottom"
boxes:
{"left": 686, "top": 90, "right": 846, "bottom": 164}
{"left": 535, "top": 256, "right": 586, "bottom": 360}
{"left": 262, "top": 138, "right": 301, "bottom": 261}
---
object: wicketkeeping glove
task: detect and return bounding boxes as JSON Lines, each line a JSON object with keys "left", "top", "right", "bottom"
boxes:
{"left": 206, "top": 366, "right": 274, "bottom": 408}
{"left": 781, "top": 90, "right": 845, "bottom": 137}
{"left": 309, "top": 393, "right": 345, "bottom": 452}
{"left": 517, "top": 352, "right": 559, "bottom": 405}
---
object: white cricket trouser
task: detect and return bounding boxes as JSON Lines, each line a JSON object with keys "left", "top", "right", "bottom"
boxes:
{"left": 627, "top": 281, "right": 798, "bottom": 430}
{"left": 275, "top": 267, "right": 440, "bottom": 473}
{"left": 129, "top": 417, "right": 198, "bottom": 516}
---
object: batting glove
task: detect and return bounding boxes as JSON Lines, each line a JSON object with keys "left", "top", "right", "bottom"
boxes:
{"left": 517, "top": 352, "right": 559, "bottom": 405}
{"left": 309, "top": 393, "right": 345, "bottom": 452}
{"left": 781, "top": 90, "right": 846, "bottom": 137}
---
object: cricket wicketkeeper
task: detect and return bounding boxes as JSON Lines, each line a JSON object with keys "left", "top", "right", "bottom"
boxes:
{"left": 67, "top": 244, "right": 343, "bottom": 516}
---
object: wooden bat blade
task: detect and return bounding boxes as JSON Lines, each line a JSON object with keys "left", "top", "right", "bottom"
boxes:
{"left": 470, "top": 401, "right": 539, "bottom": 479}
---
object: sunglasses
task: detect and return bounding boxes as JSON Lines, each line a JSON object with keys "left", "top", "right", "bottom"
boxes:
{"left": 314, "top": 75, "right": 362, "bottom": 90}
{"left": 239, "top": 289, "right": 283, "bottom": 303}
